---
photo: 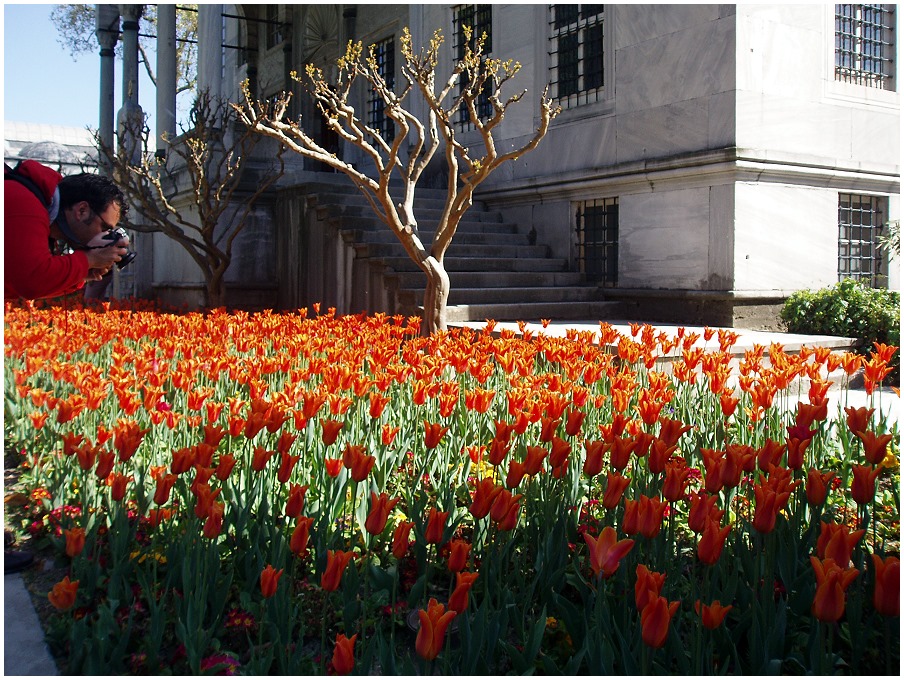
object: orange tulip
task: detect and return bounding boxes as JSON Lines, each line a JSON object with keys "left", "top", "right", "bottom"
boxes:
{"left": 871, "top": 554, "right": 900, "bottom": 617}
{"left": 687, "top": 491, "right": 723, "bottom": 534}
{"left": 855, "top": 430, "right": 895, "bottom": 466}
{"left": 490, "top": 489, "right": 523, "bottom": 532}
{"left": 392, "top": 521, "right": 415, "bottom": 560}
{"left": 321, "top": 550, "right": 356, "bottom": 592}
{"left": 321, "top": 419, "right": 344, "bottom": 445}
{"left": 251, "top": 446, "right": 275, "bottom": 472}
{"left": 635, "top": 564, "right": 666, "bottom": 612}
{"left": 696, "top": 518, "right": 732, "bottom": 565}
{"left": 202, "top": 502, "right": 225, "bottom": 539}
{"left": 640, "top": 596, "right": 680, "bottom": 648}
{"left": 64, "top": 527, "right": 86, "bottom": 558}
{"left": 364, "top": 492, "right": 399, "bottom": 536}
{"left": 446, "top": 539, "right": 471, "bottom": 573}
{"left": 602, "top": 471, "right": 631, "bottom": 510}
{"left": 844, "top": 406, "right": 875, "bottom": 435}
{"left": 260, "top": 564, "right": 284, "bottom": 599}
{"left": 285, "top": 483, "right": 309, "bottom": 518}
{"left": 810, "top": 557, "right": 859, "bottom": 622}
{"left": 564, "top": 409, "right": 585, "bottom": 437}
{"left": 549, "top": 436, "right": 571, "bottom": 468}
{"left": 215, "top": 453, "right": 237, "bottom": 481}
{"left": 658, "top": 417, "right": 691, "bottom": 447}
{"left": 331, "top": 633, "right": 357, "bottom": 675}
{"left": 850, "top": 464, "right": 881, "bottom": 506}
{"left": 415, "top": 598, "right": 457, "bottom": 661}
{"left": 447, "top": 571, "right": 479, "bottom": 614}
{"left": 324, "top": 457, "right": 343, "bottom": 478}
{"left": 609, "top": 435, "right": 635, "bottom": 471}
{"left": 582, "top": 439, "right": 607, "bottom": 478}
{"left": 424, "top": 421, "right": 449, "bottom": 450}
{"left": 583, "top": 527, "right": 635, "bottom": 579}
{"left": 647, "top": 438, "right": 676, "bottom": 475}
{"left": 153, "top": 473, "right": 178, "bottom": 505}
{"left": 523, "top": 445, "right": 548, "bottom": 476}
{"left": 109, "top": 472, "right": 128, "bottom": 501}
{"left": 425, "top": 508, "right": 449, "bottom": 545}
{"left": 505, "top": 460, "right": 527, "bottom": 489}
{"left": 816, "top": 522, "right": 864, "bottom": 568}
{"left": 805, "top": 469, "right": 835, "bottom": 506}
{"left": 48, "top": 575, "right": 79, "bottom": 611}
{"left": 290, "top": 516, "right": 314, "bottom": 556}
{"left": 662, "top": 461, "right": 691, "bottom": 503}
{"left": 277, "top": 451, "right": 301, "bottom": 484}
{"left": 469, "top": 477, "right": 503, "bottom": 520}
{"left": 694, "top": 600, "right": 733, "bottom": 629}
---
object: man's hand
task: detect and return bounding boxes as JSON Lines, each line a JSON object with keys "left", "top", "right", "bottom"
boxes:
{"left": 86, "top": 268, "right": 109, "bottom": 282}
{"left": 85, "top": 243, "right": 127, "bottom": 271}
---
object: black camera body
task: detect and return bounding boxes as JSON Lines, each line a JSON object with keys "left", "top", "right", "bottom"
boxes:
{"left": 95, "top": 228, "right": 137, "bottom": 269}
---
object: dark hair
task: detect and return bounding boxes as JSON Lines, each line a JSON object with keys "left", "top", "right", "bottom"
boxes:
{"left": 58, "top": 172, "right": 129, "bottom": 219}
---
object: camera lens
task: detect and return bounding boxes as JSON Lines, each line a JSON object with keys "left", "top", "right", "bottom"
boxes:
{"left": 116, "top": 251, "right": 137, "bottom": 269}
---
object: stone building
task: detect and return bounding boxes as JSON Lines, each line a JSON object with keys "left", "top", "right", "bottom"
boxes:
{"left": 110, "top": 4, "right": 900, "bottom": 327}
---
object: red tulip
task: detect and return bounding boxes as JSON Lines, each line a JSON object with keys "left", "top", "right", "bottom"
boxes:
{"left": 810, "top": 556, "right": 859, "bottom": 622}
{"left": 635, "top": 564, "right": 666, "bottom": 612}
{"left": 321, "top": 419, "right": 344, "bottom": 445}
{"left": 657, "top": 417, "right": 691, "bottom": 447}
{"left": 694, "top": 600, "right": 733, "bottom": 629}
{"left": 251, "top": 446, "right": 275, "bottom": 472}
{"left": 447, "top": 571, "right": 479, "bottom": 614}
{"left": 48, "top": 576, "right": 79, "bottom": 611}
{"left": 424, "top": 421, "right": 449, "bottom": 450}
{"left": 601, "top": 471, "right": 631, "bottom": 510}
{"left": 850, "top": 464, "right": 881, "bottom": 506}
{"left": 153, "top": 473, "right": 178, "bottom": 505}
{"left": 523, "top": 446, "right": 548, "bottom": 476}
{"left": 331, "top": 633, "right": 357, "bottom": 675}
{"left": 844, "top": 405, "right": 874, "bottom": 435}
{"left": 871, "top": 554, "right": 900, "bottom": 617}
{"left": 364, "top": 492, "right": 399, "bottom": 536}
{"left": 64, "top": 527, "right": 86, "bottom": 558}
{"left": 582, "top": 439, "right": 607, "bottom": 478}
{"left": 469, "top": 477, "right": 503, "bottom": 520}
{"left": 662, "top": 461, "right": 691, "bottom": 502}
{"left": 321, "top": 550, "right": 355, "bottom": 592}
{"left": 425, "top": 508, "right": 449, "bottom": 545}
{"left": 277, "top": 451, "right": 301, "bottom": 484}
{"left": 696, "top": 518, "right": 731, "bottom": 565}
{"left": 583, "top": 527, "right": 634, "bottom": 578}
{"left": 202, "top": 502, "right": 225, "bottom": 539}
{"left": 687, "top": 492, "right": 723, "bottom": 534}
{"left": 446, "top": 539, "right": 471, "bottom": 573}
{"left": 290, "top": 516, "right": 314, "bottom": 556}
{"left": 285, "top": 483, "right": 309, "bottom": 518}
{"left": 260, "top": 564, "right": 284, "bottom": 599}
{"left": 816, "top": 522, "right": 864, "bottom": 568}
{"left": 805, "top": 469, "right": 835, "bottom": 506}
{"left": 855, "top": 430, "right": 895, "bottom": 466}
{"left": 640, "top": 596, "right": 680, "bottom": 648}
{"left": 215, "top": 453, "right": 237, "bottom": 481}
{"left": 549, "top": 436, "right": 571, "bottom": 468}
{"left": 392, "top": 521, "right": 415, "bottom": 560}
{"left": 109, "top": 472, "right": 128, "bottom": 501}
{"left": 415, "top": 598, "right": 457, "bottom": 661}
{"left": 564, "top": 410, "right": 585, "bottom": 436}
{"left": 490, "top": 489, "right": 523, "bottom": 532}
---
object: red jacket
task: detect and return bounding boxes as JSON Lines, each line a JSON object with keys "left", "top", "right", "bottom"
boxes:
{"left": 4, "top": 160, "right": 90, "bottom": 300}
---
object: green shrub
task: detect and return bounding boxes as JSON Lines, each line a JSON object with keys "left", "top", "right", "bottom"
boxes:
{"left": 781, "top": 278, "right": 900, "bottom": 382}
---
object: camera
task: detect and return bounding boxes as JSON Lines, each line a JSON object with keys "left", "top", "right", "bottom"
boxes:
{"left": 87, "top": 227, "right": 137, "bottom": 269}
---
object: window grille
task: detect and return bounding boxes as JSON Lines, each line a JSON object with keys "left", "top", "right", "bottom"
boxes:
{"left": 549, "top": 5, "right": 606, "bottom": 107}
{"left": 368, "top": 37, "right": 396, "bottom": 143}
{"left": 266, "top": 6, "right": 282, "bottom": 49}
{"left": 835, "top": 4, "right": 895, "bottom": 88}
{"left": 453, "top": 5, "right": 493, "bottom": 131}
{"left": 838, "top": 193, "right": 887, "bottom": 287}
{"left": 576, "top": 198, "right": 618, "bottom": 285}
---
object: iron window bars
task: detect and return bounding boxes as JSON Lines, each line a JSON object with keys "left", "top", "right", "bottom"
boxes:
{"left": 835, "top": 4, "right": 895, "bottom": 89}
{"left": 838, "top": 193, "right": 887, "bottom": 287}
{"left": 549, "top": 5, "right": 606, "bottom": 107}
{"left": 368, "top": 37, "right": 396, "bottom": 143}
{"left": 453, "top": 5, "right": 493, "bottom": 131}
{"left": 576, "top": 197, "right": 618, "bottom": 285}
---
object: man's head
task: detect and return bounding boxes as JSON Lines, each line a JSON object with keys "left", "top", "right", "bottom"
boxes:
{"left": 55, "top": 173, "right": 128, "bottom": 248}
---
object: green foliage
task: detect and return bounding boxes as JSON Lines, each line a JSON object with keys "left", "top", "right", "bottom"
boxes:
{"left": 781, "top": 278, "right": 900, "bottom": 379}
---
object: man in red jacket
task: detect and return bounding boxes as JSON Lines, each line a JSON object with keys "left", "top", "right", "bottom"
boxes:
{"left": 4, "top": 160, "right": 130, "bottom": 301}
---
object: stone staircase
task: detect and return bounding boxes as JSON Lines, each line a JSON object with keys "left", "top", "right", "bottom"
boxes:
{"left": 304, "top": 181, "right": 622, "bottom": 322}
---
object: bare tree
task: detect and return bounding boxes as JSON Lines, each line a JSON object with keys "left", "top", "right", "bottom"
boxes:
{"left": 98, "top": 91, "right": 285, "bottom": 309}
{"left": 236, "top": 27, "right": 559, "bottom": 334}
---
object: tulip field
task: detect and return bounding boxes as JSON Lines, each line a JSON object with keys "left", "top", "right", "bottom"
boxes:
{"left": 3, "top": 299, "right": 899, "bottom": 675}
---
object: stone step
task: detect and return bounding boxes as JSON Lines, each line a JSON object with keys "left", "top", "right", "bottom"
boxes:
{"left": 444, "top": 286, "right": 602, "bottom": 305}
{"left": 314, "top": 201, "right": 506, "bottom": 223}
{"left": 308, "top": 190, "right": 485, "bottom": 213}
{"left": 443, "top": 301, "right": 625, "bottom": 323}
{"left": 391, "top": 270, "right": 586, "bottom": 289}
{"left": 357, "top": 241, "right": 549, "bottom": 260}
{"left": 332, "top": 214, "right": 518, "bottom": 234}
{"left": 348, "top": 228, "right": 528, "bottom": 247}
{"left": 381, "top": 256, "right": 570, "bottom": 273}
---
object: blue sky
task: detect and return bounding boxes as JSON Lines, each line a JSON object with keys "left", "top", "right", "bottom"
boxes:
{"left": 3, "top": 3, "right": 156, "bottom": 132}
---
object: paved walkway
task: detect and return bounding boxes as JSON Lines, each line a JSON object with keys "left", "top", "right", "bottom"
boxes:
{"left": 2, "top": 321, "right": 898, "bottom": 675}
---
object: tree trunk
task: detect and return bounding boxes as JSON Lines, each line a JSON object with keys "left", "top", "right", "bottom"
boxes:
{"left": 207, "top": 270, "right": 227, "bottom": 310}
{"left": 421, "top": 255, "right": 450, "bottom": 335}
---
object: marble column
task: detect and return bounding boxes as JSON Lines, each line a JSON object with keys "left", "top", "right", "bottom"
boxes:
{"left": 117, "top": 3, "right": 143, "bottom": 165}
{"left": 156, "top": 4, "right": 177, "bottom": 158}
{"left": 197, "top": 4, "right": 223, "bottom": 101}
{"left": 95, "top": 5, "right": 119, "bottom": 172}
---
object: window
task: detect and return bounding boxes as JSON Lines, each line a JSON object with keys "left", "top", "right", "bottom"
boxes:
{"left": 835, "top": 4, "right": 895, "bottom": 89}
{"left": 838, "top": 193, "right": 887, "bottom": 286}
{"left": 266, "top": 6, "right": 282, "bottom": 49}
{"left": 367, "top": 38, "right": 396, "bottom": 143}
{"left": 549, "top": 5, "right": 606, "bottom": 107}
{"left": 576, "top": 198, "right": 618, "bottom": 285}
{"left": 453, "top": 5, "right": 493, "bottom": 131}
